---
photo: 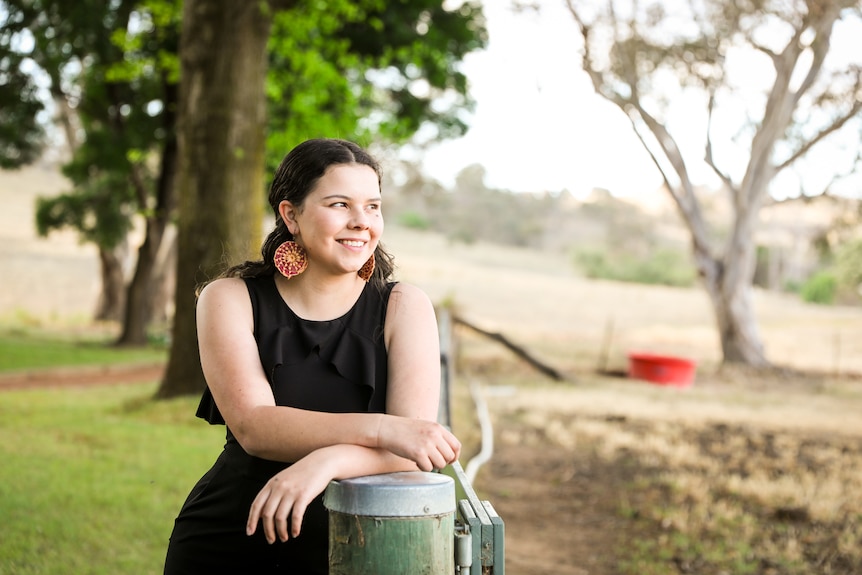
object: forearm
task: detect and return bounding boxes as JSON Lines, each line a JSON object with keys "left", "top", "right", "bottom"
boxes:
{"left": 235, "top": 405, "right": 458, "bottom": 473}
{"left": 246, "top": 442, "right": 421, "bottom": 543}
{"left": 234, "top": 406, "right": 386, "bottom": 462}
{"left": 320, "top": 443, "right": 419, "bottom": 480}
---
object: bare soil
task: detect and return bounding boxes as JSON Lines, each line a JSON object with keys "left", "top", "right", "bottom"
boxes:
{"left": 479, "top": 400, "right": 862, "bottom": 575}
{"left": 0, "top": 362, "right": 164, "bottom": 391}
{"left": 3, "top": 164, "right": 861, "bottom": 574}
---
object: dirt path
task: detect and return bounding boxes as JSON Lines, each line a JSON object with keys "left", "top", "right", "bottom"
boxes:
{"left": 478, "top": 441, "right": 634, "bottom": 575}
{"left": 470, "top": 371, "right": 862, "bottom": 575}
{"left": 0, "top": 363, "right": 165, "bottom": 391}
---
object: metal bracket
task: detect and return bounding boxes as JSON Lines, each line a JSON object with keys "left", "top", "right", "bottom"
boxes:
{"left": 450, "top": 461, "right": 505, "bottom": 574}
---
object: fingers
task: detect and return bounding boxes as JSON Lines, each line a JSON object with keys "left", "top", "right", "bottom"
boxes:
{"left": 246, "top": 477, "right": 307, "bottom": 544}
{"left": 428, "top": 424, "right": 462, "bottom": 468}
{"left": 290, "top": 500, "right": 309, "bottom": 539}
{"left": 246, "top": 487, "right": 267, "bottom": 537}
{"left": 408, "top": 423, "right": 462, "bottom": 471}
{"left": 259, "top": 487, "right": 281, "bottom": 544}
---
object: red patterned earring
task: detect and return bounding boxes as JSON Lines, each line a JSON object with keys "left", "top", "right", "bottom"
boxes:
{"left": 274, "top": 241, "right": 308, "bottom": 279}
{"left": 358, "top": 253, "right": 375, "bottom": 282}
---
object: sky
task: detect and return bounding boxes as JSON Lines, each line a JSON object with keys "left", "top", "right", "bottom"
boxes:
{"left": 411, "top": 2, "right": 665, "bottom": 198}
{"left": 409, "top": 1, "right": 862, "bottom": 200}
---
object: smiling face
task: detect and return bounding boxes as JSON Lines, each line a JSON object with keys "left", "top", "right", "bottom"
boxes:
{"left": 279, "top": 163, "right": 383, "bottom": 278}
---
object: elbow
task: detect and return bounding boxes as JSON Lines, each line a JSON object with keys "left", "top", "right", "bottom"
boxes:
{"left": 232, "top": 428, "right": 262, "bottom": 457}
{"left": 229, "top": 416, "right": 269, "bottom": 458}
{"left": 236, "top": 435, "right": 267, "bottom": 459}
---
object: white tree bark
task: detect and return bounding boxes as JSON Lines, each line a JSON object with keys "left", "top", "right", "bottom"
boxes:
{"left": 565, "top": 0, "right": 861, "bottom": 367}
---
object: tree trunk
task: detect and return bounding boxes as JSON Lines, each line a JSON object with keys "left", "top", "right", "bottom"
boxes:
{"left": 150, "top": 224, "right": 178, "bottom": 327}
{"left": 94, "top": 243, "right": 128, "bottom": 322}
{"left": 693, "top": 222, "right": 770, "bottom": 367}
{"left": 157, "top": 0, "right": 270, "bottom": 398}
{"left": 117, "top": 80, "right": 179, "bottom": 347}
{"left": 702, "top": 265, "right": 770, "bottom": 366}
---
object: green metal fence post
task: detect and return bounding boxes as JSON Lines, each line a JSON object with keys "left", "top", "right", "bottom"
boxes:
{"left": 324, "top": 471, "right": 455, "bottom": 575}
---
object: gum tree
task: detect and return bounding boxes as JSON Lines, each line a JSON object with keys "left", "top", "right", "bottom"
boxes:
{"left": 564, "top": 0, "right": 862, "bottom": 366}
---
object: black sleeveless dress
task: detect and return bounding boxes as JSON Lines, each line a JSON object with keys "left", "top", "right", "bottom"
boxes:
{"left": 164, "top": 275, "right": 395, "bottom": 575}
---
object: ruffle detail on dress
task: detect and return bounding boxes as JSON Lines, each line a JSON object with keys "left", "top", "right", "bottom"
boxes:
{"left": 195, "top": 277, "right": 390, "bottom": 425}
{"left": 319, "top": 325, "right": 379, "bottom": 403}
{"left": 197, "top": 317, "right": 382, "bottom": 425}
{"left": 195, "top": 387, "right": 225, "bottom": 425}
{"left": 264, "top": 319, "right": 380, "bottom": 405}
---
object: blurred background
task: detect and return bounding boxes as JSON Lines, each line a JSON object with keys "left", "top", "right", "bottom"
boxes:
{"left": 1, "top": 1, "right": 862, "bottom": 574}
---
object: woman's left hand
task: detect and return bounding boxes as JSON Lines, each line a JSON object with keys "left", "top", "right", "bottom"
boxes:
{"left": 246, "top": 450, "right": 335, "bottom": 544}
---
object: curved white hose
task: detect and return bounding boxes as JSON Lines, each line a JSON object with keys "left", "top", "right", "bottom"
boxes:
{"left": 464, "top": 378, "right": 494, "bottom": 484}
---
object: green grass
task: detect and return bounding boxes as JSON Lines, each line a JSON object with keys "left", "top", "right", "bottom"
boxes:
{"left": 0, "top": 382, "right": 224, "bottom": 575}
{"left": 0, "top": 329, "right": 167, "bottom": 372}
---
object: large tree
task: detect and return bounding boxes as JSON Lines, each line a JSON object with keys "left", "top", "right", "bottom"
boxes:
{"left": 563, "top": 0, "right": 862, "bottom": 366}
{"left": 3, "top": 0, "right": 485, "bottom": 349}
{"left": 157, "top": 0, "right": 272, "bottom": 397}
{"left": 2, "top": 0, "right": 181, "bottom": 326}
{"left": 157, "top": 0, "right": 487, "bottom": 397}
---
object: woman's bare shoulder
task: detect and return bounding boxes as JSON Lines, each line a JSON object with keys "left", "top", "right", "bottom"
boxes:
{"left": 197, "top": 277, "right": 250, "bottom": 309}
{"left": 389, "top": 281, "right": 432, "bottom": 305}
{"left": 386, "top": 282, "right": 436, "bottom": 328}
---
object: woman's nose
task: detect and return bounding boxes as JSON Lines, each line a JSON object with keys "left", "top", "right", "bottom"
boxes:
{"left": 349, "top": 208, "right": 370, "bottom": 229}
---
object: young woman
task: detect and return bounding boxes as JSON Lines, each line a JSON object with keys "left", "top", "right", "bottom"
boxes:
{"left": 164, "top": 138, "right": 461, "bottom": 574}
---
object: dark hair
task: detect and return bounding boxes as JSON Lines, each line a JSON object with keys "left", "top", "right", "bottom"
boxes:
{"left": 221, "top": 138, "right": 395, "bottom": 289}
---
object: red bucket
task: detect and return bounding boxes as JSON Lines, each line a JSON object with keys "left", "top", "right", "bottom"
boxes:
{"left": 627, "top": 352, "right": 696, "bottom": 388}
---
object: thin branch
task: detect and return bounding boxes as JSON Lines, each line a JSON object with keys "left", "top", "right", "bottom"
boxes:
{"left": 453, "top": 315, "right": 567, "bottom": 382}
{"left": 704, "top": 90, "right": 734, "bottom": 191}
{"left": 565, "top": 0, "right": 604, "bottom": 96}
{"left": 776, "top": 100, "right": 862, "bottom": 172}
{"left": 791, "top": 5, "right": 841, "bottom": 107}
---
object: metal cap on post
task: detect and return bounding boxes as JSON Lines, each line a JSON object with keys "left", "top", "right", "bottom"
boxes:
{"left": 324, "top": 472, "right": 455, "bottom": 575}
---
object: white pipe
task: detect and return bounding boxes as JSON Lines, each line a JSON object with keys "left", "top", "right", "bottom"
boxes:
{"left": 463, "top": 378, "right": 493, "bottom": 484}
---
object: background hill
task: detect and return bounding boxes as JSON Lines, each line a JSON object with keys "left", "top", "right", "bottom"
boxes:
{"left": 2, "top": 162, "right": 861, "bottom": 375}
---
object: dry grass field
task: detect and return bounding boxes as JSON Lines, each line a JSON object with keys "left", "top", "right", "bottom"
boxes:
{"left": 3, "top": 164, "right": 862, "bottom": 573}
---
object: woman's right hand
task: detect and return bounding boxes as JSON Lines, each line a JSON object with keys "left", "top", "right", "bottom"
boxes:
{"left": 377, "top": 415, "right": 461, "bottom": 471}
{"left": 246, "top": 448, "right": 338, "bottom": 543}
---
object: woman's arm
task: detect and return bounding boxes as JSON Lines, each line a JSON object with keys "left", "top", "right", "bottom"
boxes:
{"left": 246, "top": 443, "right": 416, "bottom": 543}
{"left": 378, "top": 282, "right": 459, "bottom": 465}
{"left": 246, "top": 283, "right": 462, "bottom": 543}
{"left": 198, "top": 279, "right": 459, "bottom": 467}
{"left": 198, "top": 278, "right": 382, "bottom": 459}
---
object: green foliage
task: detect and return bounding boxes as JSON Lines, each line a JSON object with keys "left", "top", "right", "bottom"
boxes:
{"left": 7, "top": 0, "right": 177, "bottom": 252}
{"left": 574, "top": 247, "right": 697, "bottom": 287}
{"left": 834, "top": 239, "right": 862, "bottom": 296}
{"left": 337, "top": 0, "right": 487, "bottom": 141}
{"left": 800, "top": 271, "right": 837, "bottom": 305}
{"left": 798, "top": 240, "right": 862, "bottom": 306}
{"left": 264, "top": 0, "right": 488, "bottom": 177}
{"left": 35, "top": 171, "right": 136, "bottom": 248}
{"left": 107, "top": 0, "right": 182, "bottom": 85}
{"left": 398, "top": 210, "right": 431, "bottom": 230}
{"left": 0, "top": 383, "right": 220, "bottom": 574}
{"left": 6, "top": 0, "right": 486, "bottom": 254}
{"left": 265, "top": 1, "right": 369, "bottom": 171}
{"left": 783, "top": 279, "right": 802, "bottom": 294}
{"left": 0, "top": 52, "right": 45, "bottom": 167}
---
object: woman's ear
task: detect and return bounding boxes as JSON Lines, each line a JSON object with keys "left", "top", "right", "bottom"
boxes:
{"left": 278, "top": 200, "right": 298, "bottom": 235}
